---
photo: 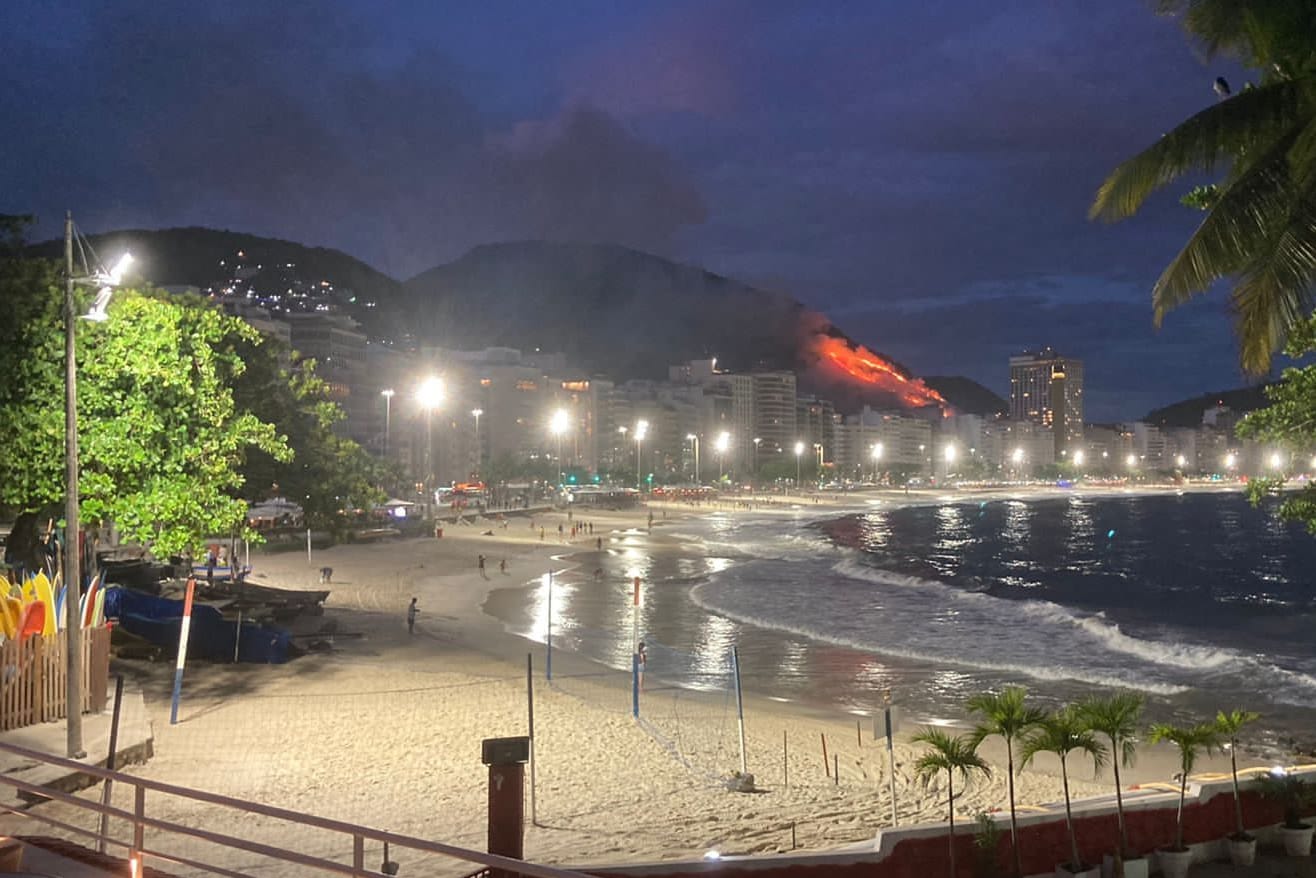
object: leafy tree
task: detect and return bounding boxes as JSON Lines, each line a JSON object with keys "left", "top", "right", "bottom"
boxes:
{"left": 912, "top": 728, "right": 991, "bottom": 878}
{"left": 1020, "top": 708, "right": 1108, "bottom": 873}
{"left": 1215, "top": 709, "right": 1261, "bottom": 839}
{"left": 1237, "top": 313, "right": 1316, "bottom": 532}
{"left": 0, "top": 272, "right": 289, "bottom": 558}
{"left": 230, "top": 335, "right": 386, "bottom": 531}
{"left": 1148, "top": 722, "right": 1222, "bottom": 851}
{"left": 1091, "top": 0, "right": 1316, "bottom": 373}
{"left": 1077, "top": 692, "right": 1145, "bottom": 864}
{"left": 969, "top": 686, "right": 1046, "bottom": 877}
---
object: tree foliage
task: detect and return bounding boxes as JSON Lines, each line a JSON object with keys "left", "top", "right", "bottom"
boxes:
{"left": 911, "top": 727, "right": 991, "bottom": 878}
{"left": 1237, "top": 312, "right": 1316, "bottom": 532}
{"left": 1020, "top": 708, "right": 1108, "bottom": 871}
{"left": 1091, "top": 0, "right": 1316, "bottom": 373}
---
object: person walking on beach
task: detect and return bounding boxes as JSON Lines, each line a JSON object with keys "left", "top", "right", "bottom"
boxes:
{"left": 478, "top": 554, "right": 486, "bottom": 577}
{"left": 407, "top": 597, "right": 418, "bottom": 634}
{"left": 499, "top": 558, "right": 507, "bottom": 575}
{"left": 637, "top": 640, "right": 647, "bottom": 690}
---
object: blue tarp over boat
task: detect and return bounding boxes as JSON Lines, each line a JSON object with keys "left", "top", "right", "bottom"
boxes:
{"left": 104, "top": 586, "right": 292, "bottom": 664}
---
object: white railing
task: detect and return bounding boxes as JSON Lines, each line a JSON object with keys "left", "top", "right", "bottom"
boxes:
{"left": 0, "top": 741, "right": 587, "bottom": 878}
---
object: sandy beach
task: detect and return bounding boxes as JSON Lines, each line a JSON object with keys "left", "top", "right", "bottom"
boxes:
{"left": 0, "top": 484, "right": 1268, "bottom": 872}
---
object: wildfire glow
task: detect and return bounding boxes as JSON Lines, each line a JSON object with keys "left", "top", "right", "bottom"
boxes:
{"left": 814, "top": 336, "right": 948, "bottom": 411}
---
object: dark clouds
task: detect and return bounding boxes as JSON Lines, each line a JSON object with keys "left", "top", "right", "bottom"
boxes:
{"left": 1, "top": 0, "right": 1258, "bottom": 419}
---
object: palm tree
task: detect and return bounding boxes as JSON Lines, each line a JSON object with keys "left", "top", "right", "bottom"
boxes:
{"left": 1020, "top": 708, "right": 1108, "bottom": 874}
{"left": 1090, "top": 0, "right": 1316, "bottom": 373}
{"left": 969, "top": 686, "right": 1046, "bottom": 876}
{"left": 1078, "top": 693, "right": 1145, "bottom": 863}
{"left": 1148, "top": 723, "right": 1223, "bottom": 851}
{"left": 912, "top": 728, "right": 992, "bottom": 878}
{"left": 1216, "top": 709, "right": 1260, "bottom": 839}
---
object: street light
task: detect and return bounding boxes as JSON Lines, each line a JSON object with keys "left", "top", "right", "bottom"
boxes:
{"left": 1225, "top": 452, "right": 1238, "bottom": 473}
{"left": 715, "top": 431, "right": 731, "bottom": 480}
{"left": 416, "top": 376, "right": 444, "bottom": 518}
{"left": 687, "top": 433, "right": 700, "bottom": 484}
{"left": 794, "top": 440, "right": 805, "bottom": 489}
{"left": 471, "top": 408, "right": 483, "bottom": 477}
{"left": 1073, "top": 450, "right": 1085, "bottom": 467}
{"left": 1175, "top": 454, "right": 1186, "bottom": 469}
{"left": 1126, "top": 453, "right": 1138, "bottom": 468}
{"left": 550, "top": 409, "right": 570, "bottom": 490}
{"left": 380, "top": 389, "right": 395, "bottom": 457}
{"left": 63, "top": 213, "right": 132, "bottom": 757}
{"left": 752, "top": 436, "right": 762, "bottom": 479}
{"left": 1269, "top": 451, "right": 1284, "bottom": 471}
{"left": 634, "top": 419, "right": 649, "bottom": 490}
{"left": 870, "top": 442, "right": 884, "bottom": 484}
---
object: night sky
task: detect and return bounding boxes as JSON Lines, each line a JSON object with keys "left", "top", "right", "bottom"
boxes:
{"left": 3, "top": 1, "right": 1256, "bottom": 420}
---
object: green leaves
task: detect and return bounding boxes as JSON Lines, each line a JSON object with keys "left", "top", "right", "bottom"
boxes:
{"left": 1093, "top": 2, "right": 1316, "bottom": 372}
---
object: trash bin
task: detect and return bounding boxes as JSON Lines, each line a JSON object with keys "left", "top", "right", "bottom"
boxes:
{"left": 435, "top": 525, "right": 443, "bottom": 538}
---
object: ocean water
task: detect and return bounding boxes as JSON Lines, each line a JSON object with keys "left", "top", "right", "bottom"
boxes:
{"left": 484, "top": 490, "right": 1316, "bottom": 754}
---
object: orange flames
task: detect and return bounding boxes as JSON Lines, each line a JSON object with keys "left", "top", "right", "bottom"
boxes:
{"left": 814, "top": 335, "right": 948, "bottom": 411}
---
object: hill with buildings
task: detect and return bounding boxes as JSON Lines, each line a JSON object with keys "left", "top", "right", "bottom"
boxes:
{"left": 1143, "top": 385, "right": 1272, "bottom": 428}
{"left": 401, "top": 241, "right": 948, "bottom": 411}
{"left": 27, "top": 226, "right": 404, "bottom": 336}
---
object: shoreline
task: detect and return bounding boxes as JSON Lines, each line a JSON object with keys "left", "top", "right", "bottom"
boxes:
{"left": 1, "top": 481, "right": 1287, "bottom": 867}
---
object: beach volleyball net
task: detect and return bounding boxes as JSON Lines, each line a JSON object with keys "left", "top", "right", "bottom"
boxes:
{"left": 542, "top": 624, "right": 744, "bottom": 785}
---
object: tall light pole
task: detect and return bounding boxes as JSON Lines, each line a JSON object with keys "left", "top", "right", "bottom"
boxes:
{"left": 380, "top": 389, "right": 395, "bottom": 457}
{"left": 634, "top": 419, "right": 649, "bottom": 491}
{"left": 471, "top": 408, "right": 483, "bottom": 477}
{"left": 550, "top": 409, "right": 570, "bottom": 493}
{"left": 715, "top": 431, "right": 731, "bottom": 481}
{"left": 752, "top": 437, "right": 762, "bottom": 480}
{"left": 416, "top": 377, "right": 444, "bottom": 518}
{"left": 871, "top": 442, "right": 884, "bottom": 484}
{"left": 686, "top": 433, "right": 700, "bottom": 484}
{"left": 794, "top": 440, "right": 805, "bottom": 490}
{"left": 63, "top": 214, "right": 131, "bottom": 758}
{"left": 943, "top": 442, "right": 956, "bottom": 481}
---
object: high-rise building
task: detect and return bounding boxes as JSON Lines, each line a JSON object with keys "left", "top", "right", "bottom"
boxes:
{"left": 752, "top": 371, "right": 797, "bottom": 458}
{"left": 1009, "top": 348, "right": 1084, "bottom": 456}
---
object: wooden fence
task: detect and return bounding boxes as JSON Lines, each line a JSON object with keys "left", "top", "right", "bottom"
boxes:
{"left": 0, "top": 626, "right": 111, "bottom": 731}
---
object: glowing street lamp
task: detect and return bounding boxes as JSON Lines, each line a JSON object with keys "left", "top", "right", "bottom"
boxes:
{"left": 1073, "top": 450, "right": 1085, "bottom": 467}
{"left": 1269, "top": 451, "right": 1284, "bottom": 471}
{"left": 635, "top": 419, "right": 649, "bottom": 490}
{"left": 1225, "top": 452, "right": 1238, "bottom": 474}
{"left": 752, "top": 436, "right": 762, "bottom": 477}
{"left": 687, "top": 433, "right": 700, "bottom": 484}
{"left": 416, "top": 376, "right": 444, "bottom": 518}
{"left": 380, "top": 389, "right": 395, "bottom": 457}
{"left": 63, "top": 213, "right": 132, "bottom": 758}
{"left": 1126, "top": 453, "right": 1138, "bottom": 469}
{"left": 870, "top": 442, "right": 884, "bottom": 484}
{"left": 1011, "top": 447, "right": 1025, "bottom": 472}
{"left": 715, "top": 431, "right": 731, "bottom": 480}
{"left": 549, "top": 408, "right": 571, "bottom": 491}
{"left": 794, "top": 440, "right": 805, "bottom": 488}
{"left": 1175, "top": 454, "right": 1186, "bottom": 469}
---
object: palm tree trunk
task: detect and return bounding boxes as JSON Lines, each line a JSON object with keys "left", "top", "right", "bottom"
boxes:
{"left": 948, "top": 773, "right": 957, "bottom": 878}
{"left": 1230, "top": 741, "right": 1243, "bottom": 836}
{"left": 1062, "top": 758, "right": 1081, "bottom": 871}
{"left": 1112, "top": 740, "right": 1127, "bottom": 877}
{"left": 1006, "top": 738, "right": 1022, "bottom": 877}
{"left": 1176, "top": 773, "right": 1188, "bottom": 850}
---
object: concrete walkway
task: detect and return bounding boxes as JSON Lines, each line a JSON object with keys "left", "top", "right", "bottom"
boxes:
{"left": 0, "top": 687, "right": 153, "bottom": 811}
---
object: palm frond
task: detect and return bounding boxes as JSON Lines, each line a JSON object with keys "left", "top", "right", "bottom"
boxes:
{"left": 1077, "top": 692, "right": 1144, "bottom": 768}
{"left": 1229, "top": 181, "right": 1316, "bottom": 372}
{"left": 912, "top": 727, "right": 991, "bottom": 788}
{"left": 967, "top": 685, "right": 1047, "bottom": 739}
{"left": 1091, "top": 78, "right": 1303, "bottom": 222}
{"left": 1020, "top": 710, "right": 1109, "bottom": 774}
{"left": 1149, "top": 722, "right": 1222, "bottom": 775}
{"left": 1151, "top": 130, "right": 1298, "bottom": 320}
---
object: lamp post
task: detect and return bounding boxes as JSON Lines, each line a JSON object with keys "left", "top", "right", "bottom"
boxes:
{"left": 752, "top": 437, "right": 761, "bottom": 480}
{"left": 686, "top": 433, "right": 700, "bottom": 484}
{"left": 471, "top": 408, "right": 483, "bottom": 477}
{"left": 715, "top": 431, "right": 731, "bottom": 481}
{"left": 794, "top": 440, "right": 805, "bottom": 490}
{"left": 634, "top": 419, "right": 649, "bottom": 491}
{"left": 63, "top": 214, "right": 132, "bottom": 758}
{"left": 550, "top": 409, "right": 570, "bottom": 493}
{"left": 943, "top": 442, "right": 956, "bottom": 481}
{"left": 1011, "top": 447, "right": 1025, "bottom": 479}
{"left": 380, "top": 389, "right": 395, "bottom": 457}
{"left": 870, "top": 442, "right": 884, "bottom": 484}
{"left": 416, "top": 377, "right": 444, "bottom": 519}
